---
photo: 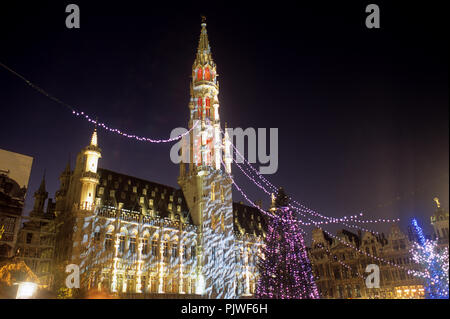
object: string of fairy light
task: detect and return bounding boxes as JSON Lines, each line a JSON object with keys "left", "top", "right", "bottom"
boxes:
{"left": 0, "top": 61, "right": 197, "bottom": 143}
{"left": 226, "top": 160, "right": 430, "bottom": 279}
{"left": 226, "top": 131, "right": 400, "bottom": 226}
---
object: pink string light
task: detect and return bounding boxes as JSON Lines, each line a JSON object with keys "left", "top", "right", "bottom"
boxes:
{"left": 77, "top": 111, "right": 198, "bottom": 143}
{"left": 229, "top": 138, "right": 400, "bottom": 227}
{"left": 0, "top": 61, "right": 197, "bottom": 144}
{"left": 223, "top": 162, "right": 427, "bottom": 279}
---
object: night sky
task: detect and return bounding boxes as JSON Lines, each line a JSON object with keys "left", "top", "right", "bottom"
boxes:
{"left": 1, "top": 1, "right": 448, "bottom": 239}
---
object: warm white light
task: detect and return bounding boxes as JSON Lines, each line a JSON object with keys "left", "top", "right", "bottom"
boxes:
{"left": 16, "top": 282, "right": 38, "bottom": 299}
{"left": 196, "top": 274, "right": 205, "bottom": 295}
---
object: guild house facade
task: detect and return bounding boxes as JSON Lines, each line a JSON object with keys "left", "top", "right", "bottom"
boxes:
{"left": 309, "top": 200, "right": 449, "bottom": 299}
{"left": 51, "top": 21, "right": 267, "bottom": 299}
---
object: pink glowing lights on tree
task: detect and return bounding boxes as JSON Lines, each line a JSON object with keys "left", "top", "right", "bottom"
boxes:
{"left": 256, "top": 188, "right": 320, "bottom": 299}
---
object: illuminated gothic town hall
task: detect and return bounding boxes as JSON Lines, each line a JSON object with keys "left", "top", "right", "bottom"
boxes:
{"left": 3, "top": 20, "right": 448, "bottom": 300}
{"left": 20, "top": 21, "right": 265, "bottom": 299}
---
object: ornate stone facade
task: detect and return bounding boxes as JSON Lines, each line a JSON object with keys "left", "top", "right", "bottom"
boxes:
{"left": 309, "top": 225, "right": 428, "bottom": 299}
{"left": 50, "top": 21, "right": 267, "bottom": 299}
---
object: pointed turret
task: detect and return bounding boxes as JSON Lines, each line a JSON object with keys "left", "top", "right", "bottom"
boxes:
{"left": 194, "top": 17, "right": 215, "bottom": 67}
{"left": 64, "top": 159, "right": 71, "bottom": 173}
{"left": 32, "top": 172, "right": 48, "bottom": 216}
{"left": 90, "top": 128, "right": 98, "bottom": 146}
{"left": 78, "top": 128, "right": 102, "bottom": 210}
{"left": 37, "top": 172, "right": 46, "bottom": 194}
{"left": 430, "top": 197, "right": 449, "bottom": 245}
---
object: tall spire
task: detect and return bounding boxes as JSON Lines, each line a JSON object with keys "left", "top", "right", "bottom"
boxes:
{"left": 32, "top": 171, "right": 48, "bottom": 216}
{"left": 195, "top": 17, "right": 214, "bottom": 66}
{"left": 37, "top": 170, "right": 46, "bottom": 193}
{"left": 64, "top": 156, "right": 71, "bottom": 173}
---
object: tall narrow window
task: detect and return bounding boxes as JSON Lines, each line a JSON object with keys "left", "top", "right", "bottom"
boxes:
{"left": 172, "top": 243, "right": 178, "bottom": 259}
{"left": 205, "top": 68, "right": 210, "bottom": 81}
{"left": 119, "top": 236, "right": 126, "bottom": 254}
{"left": 142, "top": 238, "right": 149, "bottom": 255}
{"left": 191, "top": 245, "right": 196, "bottom": 260}
{"left": 205, "top": 98, "right": 210, "bottom": 118}
{"left": 105, "top": 233, "right": 113, "bottom": 250}
{"left": 183, "top": 245, "right": 188, "bottom": 260}
{"left": 197, "top": 98, "right": 203, "bottom": 120}
{"left": 129, "top": 237, "right": 136, "bottom": 254}
{"left": 152, "top": 240, "right": 158, "bottom": 256}
{"left": 197, "top": 68, "right": 203, "bottom": 81}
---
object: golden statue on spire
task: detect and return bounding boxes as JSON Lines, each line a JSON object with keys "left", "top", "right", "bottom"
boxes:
{"left": 433, "top": 197, "right": 441, "bottom": 208}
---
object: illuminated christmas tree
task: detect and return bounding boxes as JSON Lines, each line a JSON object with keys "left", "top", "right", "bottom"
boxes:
{"left": 410, "top": 218, "right": 449, "bottom": 299}
{"left": 256, "top": 188, "right": 319, "bottom": 299}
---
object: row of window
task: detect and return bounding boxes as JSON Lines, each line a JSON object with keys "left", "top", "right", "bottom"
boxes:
{"left": 99, "top": 187, "right": 181, "bottom": 202}
{"left": 194, "top": 67, "right": 214, "bottom": 82}
{"left": 101, "top": 179, "right": 182, "bottom": 200}
{"left": 98, "top": 190, "right": 182, "bottom": 211}
{"left": 102, "top": 234, "right": 196, "bottom": 260}
{"left": 103, "top": 275, "right": 197, "bottom": 294}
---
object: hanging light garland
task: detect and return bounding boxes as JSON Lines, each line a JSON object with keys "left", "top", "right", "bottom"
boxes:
{"left": 224, "top": 161, "right": 429, "bottom": 279}
{"left": 225, "top": 131, "right": 399, "bottom": 226}
{"left": 0, "top": 61, "right": 197, "bottom": 143}
{"left": 229, "top": 137, "right": 400, "bottom": 228}
{"left": 75, "top": 111, "right": 198, "bottom": 143}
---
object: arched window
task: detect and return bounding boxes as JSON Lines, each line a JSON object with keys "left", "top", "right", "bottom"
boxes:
{"left": 94, "top": 226, "right": 101, "bottom": 242}
{"left": 129, "top": 237, "right": 136, "bottom": 254}
{"left": 198, "top": 98, "right": 203, "bottom": 120}
{"left": 105, "top": 233, "right": 113, "bottom": 250}
{"left": 163, "top": 241, "right": 169, "bottom": 258}
{"left": 151, "top": 240, "right": 158, "bottom": 256}
{"left": 119, "top": 235, "right": 126, "bottom": 254}
{"left": 171, "top": 243, "right": 178, "bottom": 259}
{"left": 142, "top": 236, "right": 149, "bottom": 255}
{"left": 205, "top": 68, "right": 210, "bottom": 81}
{"left": 205, "top": 98, "right": 210, "bottom": 118}
{"left": 197, "top": 68, "right": 203, "bottom": 81}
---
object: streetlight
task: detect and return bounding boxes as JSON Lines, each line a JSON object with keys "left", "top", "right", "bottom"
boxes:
{"left": 15, "top": 281, "right": 38, "bottom": 299}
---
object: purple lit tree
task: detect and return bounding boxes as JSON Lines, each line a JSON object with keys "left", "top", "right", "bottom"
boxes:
{"left": 256, "top": 188, "right": 320, "bottom": 299}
